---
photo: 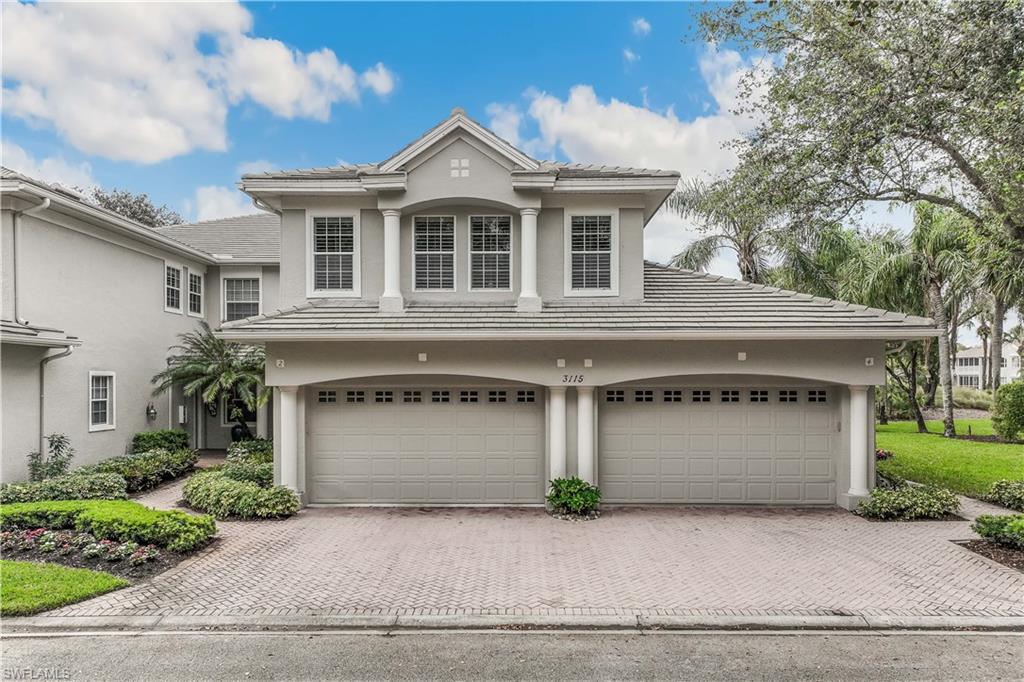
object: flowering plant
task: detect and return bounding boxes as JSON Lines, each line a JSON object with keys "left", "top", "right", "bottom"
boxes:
{"left": 875, "top": 448, "right": 894, "bottom": 461}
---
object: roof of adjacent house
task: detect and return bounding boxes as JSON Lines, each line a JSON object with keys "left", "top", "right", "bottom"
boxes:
{"left": 958, "top": 343, "right": 1020, "bottom": 358}
{"left": 218, "top": 262, "right": 938, "bottom": 341}
{"left": 155, "top": 214, "right": 280, "bottom": 262}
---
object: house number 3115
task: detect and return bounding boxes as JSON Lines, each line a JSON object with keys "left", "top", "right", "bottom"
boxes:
{"left": 561, "top": 374, "right": 585, "bottom": 384}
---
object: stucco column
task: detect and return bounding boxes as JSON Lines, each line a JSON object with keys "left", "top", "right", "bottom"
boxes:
{"left": 518, "top": 208, "right": 541, "bottom": 312}
{"left": 548, "top": 386, "right": 567, "bottom": 481}
{"left": 380, "top": 209, "right": 403, "bottom": 313}
{"left": 279, "top": 386, "right": 299, "bottom": 491}
{"left": 576, "top": 386, "right": 595, "bottom": 484}
{"left": 255, "top": 399, "right": 269, "bottom": 439}
{"left": 848, "top": 385, "right": 870, "bottom": 498}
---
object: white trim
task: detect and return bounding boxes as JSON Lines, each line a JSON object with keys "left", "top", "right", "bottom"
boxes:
{"left": 306, "top": 212, "right": 362, "bottom": 299}
{"left": 380, "top": 113, "right": 539, "bottom": 173}
{"left": 187, "top": 270, "right": 204, "bottom": 318}
{"left": 467, "top": 214, "right": 513, "bottom": 292}
{"left": 411, "top": 215, "right": 457, "bottom": 293}
{"left": 221, "top": 273, "right": 263, "bottom": 322}
{"left": 88, "top": 370, "right": 116, "bottom": 432}
{"left": 563, "top": 211, "right": 619, "bottom": 297}
{"left": 163, "top": 261, "right": 184, "bottom": 313}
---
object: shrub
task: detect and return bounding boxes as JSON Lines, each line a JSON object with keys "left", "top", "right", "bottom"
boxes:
{"left": 226, "top": 438, "right": 273, "bottom": 464}
{"left": 856, "top": 484, "right": 960, "bottom": 520}
{"left": 546, "top": 477, "right": 601, "bottom": 515}
{"left": 79, "top": 448, "right": 198, "bottom": 493}
{"left": 0, "top": 500, "right": 215, "bottom": 552}
{"left": 222, "top": 461, "right": 274, "bottom": 487}
{"left": 992, "top": 381, "right": 1024, "bottom": 441}
{"left": 27, "top": 433, "right": 75, "bottom": 482}
{"left": 985, "top": 480, "right": 1024, "bottom": 513}
{"left": 183, "top": 470, "right": 297, "bottom": 519}
{"left": 132, "top": 429, "right": 190, "bottom": 453}
{"left": 972, "top": 514, "right": 1024, "bottom": 550}
{"left": 0, "top": 473, "right": 127, "bottom": 504}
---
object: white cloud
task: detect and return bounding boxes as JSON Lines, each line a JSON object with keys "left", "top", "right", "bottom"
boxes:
{"left": 360, "top": 63, "right": 396, "bottom": 97}
{"left": 193, "top": 185, "right": 253, "bottom": 221}
{"left": 623, "top": 48, "right": 640, "bottom": 64}
{"left": 1, "top": 139, "right": 96, "bottom": 190}
{"left": 1, "top": 2, "right": 396, "bottom": 163}
{"left": 236, "top": 159, "right": 276, "bottom": 175}
{"left": 485, "top": 103, "right": 523, "bottom": 146}
{"left": 632, "top": 17, "right": 652, "bottom": 37}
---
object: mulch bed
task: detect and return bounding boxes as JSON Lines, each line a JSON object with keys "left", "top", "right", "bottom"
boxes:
{"left": 958, "top": 540, "right": 1024, "bottom": 572}
{"left": 951, "top": 434, "right": 1024, "bottom": 444}
{"left": 1, "top": 543, "right": 207, "bottom": 582}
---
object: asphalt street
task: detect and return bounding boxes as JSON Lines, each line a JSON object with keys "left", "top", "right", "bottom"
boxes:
{"left": 2, "top": 630, "right": 1022, "bottom": 681}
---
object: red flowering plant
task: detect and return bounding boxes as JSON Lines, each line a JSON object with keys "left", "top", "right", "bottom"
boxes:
{"left": 875, "top": 448, "right": 894, "bottom": 461}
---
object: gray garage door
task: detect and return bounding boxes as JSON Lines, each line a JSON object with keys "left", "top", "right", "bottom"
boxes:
{"left": 600, "top": 386, "right": 837, "bottom": 504}
{"left": 308, "top": 386, "right": 544, "bottom": 504}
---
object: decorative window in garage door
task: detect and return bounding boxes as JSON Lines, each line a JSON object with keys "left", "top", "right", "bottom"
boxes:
{"left": 749, "top": 390, "right": 769, "bottom": 403}
{"left": 317, "top": 390, "right": 337, "bottom": 404}
{"left": 808, "top": 390, "right": 828, "bottom": 403}
{"left": 692, "top": 390, "right": 711, "bottom": 403}
{"left": 606, "top": 389, "right": 625, "bottom": 403}
{"left": 720, "top": 390, "right": 740, "bottom": 403}
{"left": 779, "top": 390, "right": 798, "bottom": 403}
{"left": 663, "top": 390, "right": 683, "bottom": 402}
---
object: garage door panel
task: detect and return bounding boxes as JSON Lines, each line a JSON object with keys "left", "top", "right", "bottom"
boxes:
{"left": 600, "top": 386, "right": 837, "bottom": 504}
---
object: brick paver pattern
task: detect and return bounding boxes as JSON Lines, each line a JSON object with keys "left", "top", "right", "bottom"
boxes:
{"left": 51, "top": 479, "right": 1024, "bottom": 619}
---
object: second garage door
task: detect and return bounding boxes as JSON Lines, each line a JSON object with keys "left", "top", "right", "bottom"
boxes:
{"left": 600, "top": 385, "right": 837, "bottom": 504}
{"left": 308, "top": 385, "right": 544, "bottom": 504}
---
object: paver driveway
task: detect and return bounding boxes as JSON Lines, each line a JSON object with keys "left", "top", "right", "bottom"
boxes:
{"left": 48, "top": 482, "right": 1024, "bottom": 619}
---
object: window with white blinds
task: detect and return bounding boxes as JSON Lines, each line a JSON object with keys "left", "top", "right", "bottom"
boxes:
{"left": 569, "top": 215, "right": 613, "bottom": 292}
{"left": 224, "top": 278, "right": 260, "bottom": 322}
{"left": 312, "top": 217, "right": 356, "bottom": 291}
{"left": 89, "top": 372, "right": 115, "bottom": 431}
{"left": 188, "top": 272, "right": 203, "bottom": 315}
{"left": 414, "top": 216, "right": 455, "bottom": 290}
{"left": 470, "top": 215, "right": 511, "bottom": 290}
{"left": 165, "top": 265, "right": 182, "bottom": 311}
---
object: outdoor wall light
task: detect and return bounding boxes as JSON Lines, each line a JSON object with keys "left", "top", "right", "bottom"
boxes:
{"left": 145, "top": 403, "right": 158, "bottom": 420}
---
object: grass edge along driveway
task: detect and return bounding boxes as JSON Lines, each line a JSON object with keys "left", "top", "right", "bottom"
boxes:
{"left": 0, "top": 560, "right": 128, "bottom": 617}
{"left": 877, "top": 419, "right": 1024, "bottom": 498}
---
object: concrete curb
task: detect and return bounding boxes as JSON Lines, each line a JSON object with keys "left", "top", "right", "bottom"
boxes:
{"left": 5, "top": 613, "right": 1024, "bottom": 634}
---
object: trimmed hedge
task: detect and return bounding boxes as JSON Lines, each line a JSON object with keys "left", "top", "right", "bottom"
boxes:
{"left": 0, "top": 473, "right": 127, "bottom": 504}
{"left": 546, "top": 477, "right": 602, "bottom": 515}
{"left": 132, "top": 429, "right": 190, "bottom": 453}
{"left": 972, "top": 514, "right": 1024, "bottom": 550}
{"left": 183, "top": 470, "right": 297, "bottom": 519}
{"left": 986, "top": 480, "right": 1024, "bottom": 513}
{"left": 226, "top": 438, "right": 273, "bottom": 465}
{"left": 79, "top": 448, "right": 198, "bottom": 493}
{"left": 222, "top": 461, "right": 274, "bottom": 487}
{"left": 992, "top": 381, "right": 1024, "bottom": 441}
{"left": 856, "top": 484, "right": 960, "bottom": 520}
{"left": 0, "top": 500, "right": 215, "bottom": 552}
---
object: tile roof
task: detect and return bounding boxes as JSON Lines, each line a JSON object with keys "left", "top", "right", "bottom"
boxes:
{"left": 155, "top": 214, "right": 280, "bottom": 261}
{"left": 219, "top": 262, "right": 938, "bottom": 340}
{"left": 241, "top": 161, "right": 678, "bottom": 181}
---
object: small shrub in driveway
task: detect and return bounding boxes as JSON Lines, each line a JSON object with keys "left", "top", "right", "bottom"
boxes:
{"left": 985, "top": 480, "right": 1024, "bottom": 513}
{"left": 856, "top": 484, "right": 960, "bottom": 520}
{"left": 547, "top": 477, "right": 602, "bottom": 518}
{"left": 972, "top": 515, "right": 1024, "bottom": 550}
{"left": 183, "top": 469, "right": 298, "bottom": 519}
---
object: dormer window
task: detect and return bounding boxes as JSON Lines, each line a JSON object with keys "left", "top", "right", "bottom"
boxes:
{"left": 310, "top": 215, "right": 359, "bottom": 297}
{"left": 469, "top": 216, "right": 511, "bottom": 290}
{"left": 565, "top": 213, "right": 618, "bottom": 296}
{"left": 414, "top": 216, "right": 455, "bottom": 290}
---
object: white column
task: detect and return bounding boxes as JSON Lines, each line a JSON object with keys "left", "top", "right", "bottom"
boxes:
{"left": 576, "top": 386, "right": 595, "bottom": 484}
{"left": 518, "top": 208, "right": 541, "bottom": 312}
{"left": 380, "top": 209, "right": 403, "bottom": 312}
{"left": 848, "top": 385, "right": 870, "bottom": 498}
{"left": 279, "top": 386, "right": 299, "bottom": 491}
{"left": 548, "top": 386, "right": 567, "bottom": 481}
{"left": 255, "top": 399, "right": 269, "bottom": 439}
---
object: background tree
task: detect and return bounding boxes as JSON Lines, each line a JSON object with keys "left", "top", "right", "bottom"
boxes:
{"left": 88, "top": 187, "right": 184, "bottom": 227}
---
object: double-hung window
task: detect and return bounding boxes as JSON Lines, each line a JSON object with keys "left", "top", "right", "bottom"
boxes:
{"left": 165, "top": 265, "right": 182, "bottom": 312}
{"left": 414, "top": 216, "right": 455, "bottom": 290}
{"left": 223, "top": 278, "right": 260, "bottom": 322}
{"left": 567, "top": 214, "right": 615, "bottom": 294}
{"left": 89, "top": 372, "right": 115, "bottom": 432}
{"left": 188, "top": 272, "right": 203, "bottom": 316}
{"left": 469, "top": 216, "right": 511, "bottom": 290}
{"left": 312, "top": 216, "right": 356, "bottom": 293}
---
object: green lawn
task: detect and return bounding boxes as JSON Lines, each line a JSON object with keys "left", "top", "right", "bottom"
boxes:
{"left": 876, "top": 419, "right": 1024, "bottom": 498}
{"left": 0, "top": 560, "right": 128, "bottom": 616}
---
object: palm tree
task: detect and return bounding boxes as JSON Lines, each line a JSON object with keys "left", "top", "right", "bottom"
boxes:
{"left": 974, "top": 227, "right": 1024, "bottom": 391}
{"left": 152, "top": 321, "right": 269, "bottom": 436}
{"left": 869, "top": 205, "right": 971, "bottom": 437}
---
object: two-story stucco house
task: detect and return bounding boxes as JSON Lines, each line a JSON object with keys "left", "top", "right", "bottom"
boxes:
{"left": 953, "top": 344, "right": 1022, "bottom": 388}
{"left": 218, "top": 109, "right": 938, "bottom": 510}
{"left": 0, "top": 170, "right": 278, "bottom": 481}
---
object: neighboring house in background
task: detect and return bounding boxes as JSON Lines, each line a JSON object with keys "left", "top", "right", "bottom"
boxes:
{"left": 219, "top": 108, "right": 938, "bottom": 511}
{"left": 954, "top": 343, "right": 1023, "bottom": 388}
{"left": 0, "top": 170, "right": 274, "bottom": 482}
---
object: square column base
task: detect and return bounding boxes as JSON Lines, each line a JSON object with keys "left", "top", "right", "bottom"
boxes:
{"left": 837, "top": 490, "right": 870, "bottom": 511}
{"left": 379, "top": 295, "right": 405, "bottom": 313}
{"left": 517, "top": 295, "right": 542, "bottom": 312}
